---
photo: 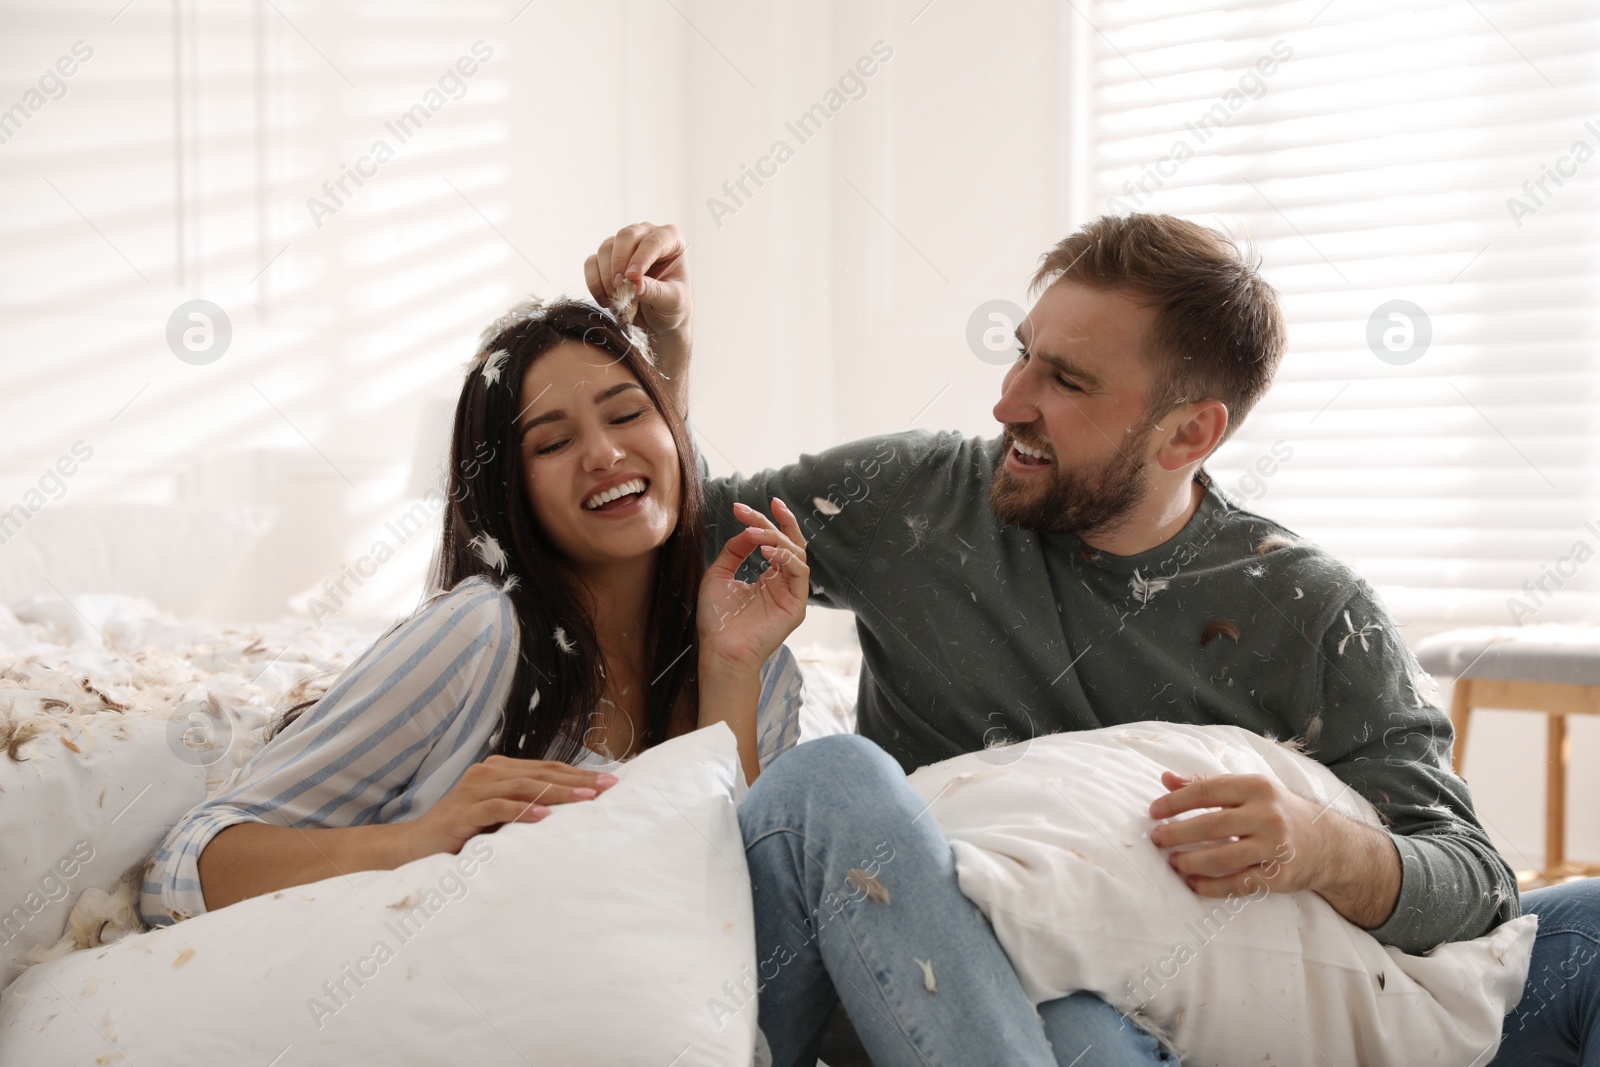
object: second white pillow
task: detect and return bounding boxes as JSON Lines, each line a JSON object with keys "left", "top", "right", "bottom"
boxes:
{"left": 906, "top": 722, "right": 1535, "bottom": 1067}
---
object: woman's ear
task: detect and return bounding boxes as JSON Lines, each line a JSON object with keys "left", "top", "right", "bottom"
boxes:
{"left": 1154, "top": 399, "right": 1228, "bottom": 472}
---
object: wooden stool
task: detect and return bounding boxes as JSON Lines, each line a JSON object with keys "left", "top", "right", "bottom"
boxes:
{"left": 1417, "top": 626, "right": 1600, "bottom": 889}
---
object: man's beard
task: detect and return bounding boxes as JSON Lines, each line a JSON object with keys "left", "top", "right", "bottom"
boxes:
{"left": 988, "top": 426, "right": 1154, "bottom": 539}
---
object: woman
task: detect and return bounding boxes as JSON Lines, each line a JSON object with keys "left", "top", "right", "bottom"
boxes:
{"left": 141, "top": 292, "right": 812, "bottom": 923}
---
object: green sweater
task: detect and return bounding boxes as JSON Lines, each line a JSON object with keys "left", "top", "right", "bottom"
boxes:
{"left": 705, "top": 430, "right": 1518, "bottom": 954}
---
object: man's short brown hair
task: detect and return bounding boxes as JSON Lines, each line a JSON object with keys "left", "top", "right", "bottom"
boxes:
{"left": 1031, "top": 213, "right": 1286, "bottom": 441}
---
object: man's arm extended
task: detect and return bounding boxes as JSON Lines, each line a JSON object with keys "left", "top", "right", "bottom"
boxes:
{"left": 582, "top": 222, "right": 942, "bottom": 613}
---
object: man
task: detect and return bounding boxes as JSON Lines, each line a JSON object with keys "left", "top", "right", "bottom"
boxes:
{"left": 584, "top": 216, "right": 1596, "bottom": 1066}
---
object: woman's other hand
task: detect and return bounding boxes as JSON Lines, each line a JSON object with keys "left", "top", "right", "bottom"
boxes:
{"left": 401, "top": 756, "right": 617, "bottom": 861}
{"left": 697, "top": 497, "right": 810, "bottom": 675}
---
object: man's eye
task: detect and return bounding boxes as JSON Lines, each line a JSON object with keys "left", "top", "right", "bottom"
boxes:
{"left": 1055, "top": 376, "right": 1081, "bottom": 391}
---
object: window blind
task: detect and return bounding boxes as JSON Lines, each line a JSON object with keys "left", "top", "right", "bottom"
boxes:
{"left": 0, "top": 0, "right": 513, "bottom": 489}
{"left": 1084, "top": 0, "right": 1600, "bottom": 633}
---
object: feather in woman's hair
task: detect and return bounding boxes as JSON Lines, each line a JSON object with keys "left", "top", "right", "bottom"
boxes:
{"left": 474, "top": 294, "right": 546, "bottom": 359}
{"left": 479, "top": 349, "right": 510, "bottom": 386}
{"left": 469, "top": 532, "right": 508, "bottom": 573}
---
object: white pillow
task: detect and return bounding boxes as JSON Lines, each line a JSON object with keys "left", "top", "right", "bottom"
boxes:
{"left": 0, "top": 711, "right": 236, "bottom": 990}
{"left": 0, "top": 723, "right": 758, "bottom": 1066}
{"left": 906, "top": 722, "right": 1536, "bottom": 1067}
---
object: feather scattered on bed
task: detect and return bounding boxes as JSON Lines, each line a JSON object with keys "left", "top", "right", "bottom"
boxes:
{"left": 27, "top": 871, "right": 150, "bottom": 968}
{"left": 0, "top": 594, "right": 385, "bottom": 973}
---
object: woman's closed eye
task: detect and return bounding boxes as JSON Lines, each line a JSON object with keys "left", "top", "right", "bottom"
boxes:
{"left": 530, "top": 410, "right": 649, "bottom": 456}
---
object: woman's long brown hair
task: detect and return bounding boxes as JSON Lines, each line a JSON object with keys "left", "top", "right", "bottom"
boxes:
{"left": 440, "top": 299, "right": 706, "bottom": 762}
{"left": 272, "top": 299, "right": 706, "bottom": 764}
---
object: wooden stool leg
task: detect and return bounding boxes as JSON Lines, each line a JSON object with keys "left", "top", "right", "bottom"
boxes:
{"left": 1449, "top": 680, "right": 1472, "bottom": 774}
{"left": 1547, "top": 714, "right": 1568, "bottom": 878}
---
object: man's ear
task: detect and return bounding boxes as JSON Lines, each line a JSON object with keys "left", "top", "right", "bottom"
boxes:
{"left": 1153, "top": 399, "right": 1229, "bottom": 472}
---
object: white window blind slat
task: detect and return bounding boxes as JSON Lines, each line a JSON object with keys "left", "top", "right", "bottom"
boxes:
{"left": 1085, "top": 0, "right": 1600, "bottom": 632}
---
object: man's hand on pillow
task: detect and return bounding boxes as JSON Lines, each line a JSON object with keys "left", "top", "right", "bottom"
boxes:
{"left": 1148, "top": 770, "right": 1402, "bottom": 930}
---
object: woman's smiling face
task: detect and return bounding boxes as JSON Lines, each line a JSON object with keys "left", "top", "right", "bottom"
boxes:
{"left": 516, "top": 340, "right": 681, "bottom": 570}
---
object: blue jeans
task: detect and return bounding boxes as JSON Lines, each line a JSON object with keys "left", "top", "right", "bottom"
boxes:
{"left": 740, "top": 734, "right": 1171, "bottom": 1067}
{"left": 1492, "top": 878, "right": 1600, "bottom": 1066}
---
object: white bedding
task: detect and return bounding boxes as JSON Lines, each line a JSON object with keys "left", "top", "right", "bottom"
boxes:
{"left": 0, "top": 593, "right": 386, "bottom": 988}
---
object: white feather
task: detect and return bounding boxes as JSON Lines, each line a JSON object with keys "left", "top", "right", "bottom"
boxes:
{"left": 1129, "top": 568, "right": 1171, "bottom": 606}
{"left": 554, "top": 626, "right": 576, "bottom": 654}
{"left": 626, "top": 323, "right": 657, "bottom": 366}
{"left": 469, "top": 533, "right": 508, "bottom": 573}
{"left": 611, "top": 277, "right": 638, "bottom": 326}
{"left": 1336, "top": 609, "right": 1380, "bottom": 656}
{"left": 480, "top": 349, "right": 510, "bottom": 386}
{"left": 812, "top": 496, "right": 843, "bottom": 517}
{"left": 474, "top": 293, "right": 546, "bottom": 359}
{"left": 914, "top": 958, "right": 937, "bottom": 995}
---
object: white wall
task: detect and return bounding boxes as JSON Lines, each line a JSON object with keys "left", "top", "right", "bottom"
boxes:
{"left": 0, "top": 0, "right": 691, "bottom": 622}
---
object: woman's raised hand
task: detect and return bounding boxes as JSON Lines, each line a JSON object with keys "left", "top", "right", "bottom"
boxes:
{"left": 401, "top": 755, "right": 616, "bottom": 860}
{"left": 697, "top": 498, "right": 810, "bottom": 675}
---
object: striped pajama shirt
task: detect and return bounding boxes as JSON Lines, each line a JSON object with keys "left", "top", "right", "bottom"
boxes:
{"left": 140, "top": 575, "right": 804, "bottom": 927}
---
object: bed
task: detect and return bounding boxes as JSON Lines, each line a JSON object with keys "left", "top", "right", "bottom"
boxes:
{"left": 0, "top": 561, "right": 862, "bottom": 1065}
